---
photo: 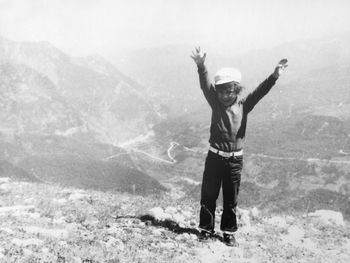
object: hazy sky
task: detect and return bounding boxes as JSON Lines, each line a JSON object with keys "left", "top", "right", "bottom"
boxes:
{"left": 0, "top": 0, "right": 349, "bottom": 56}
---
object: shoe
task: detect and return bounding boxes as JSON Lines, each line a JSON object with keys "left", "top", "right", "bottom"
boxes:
{"left": 223, "top": 233, "right": 237, "bottom": 247}
{"left": 198, "top": 230, "right": 214, "bottom": 242}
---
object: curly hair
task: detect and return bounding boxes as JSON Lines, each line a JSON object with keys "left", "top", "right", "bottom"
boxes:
{"left": 215, "top": 82, "right": 244, "bottom": 94}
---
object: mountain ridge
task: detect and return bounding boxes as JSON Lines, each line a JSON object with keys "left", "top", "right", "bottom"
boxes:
{"left": 112, "top": 32, "right": 350, "bottom": 117}
{"left": 0, "top": 35, "right": 165, "bottom": 194}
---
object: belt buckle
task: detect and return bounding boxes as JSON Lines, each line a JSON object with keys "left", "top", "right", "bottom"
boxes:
{"left": 225, "top": 150, "right": 240, "bottom": 158}
{"left": 220, "top": 150, "right": 231, "bottom": 158}
{"left": 220, "top": 151, "right": 226, "bottom": 158}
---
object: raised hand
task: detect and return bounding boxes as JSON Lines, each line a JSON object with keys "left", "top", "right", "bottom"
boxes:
{"left": 273, "top": 58, "right": 288, "bottom": 78}
{"left": 190, "top": 46, "right": 206, "bottom": 66}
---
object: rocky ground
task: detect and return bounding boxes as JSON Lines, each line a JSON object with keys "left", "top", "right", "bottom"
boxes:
{"left": 0, "top": 177, "right": 349, "bottom": 263}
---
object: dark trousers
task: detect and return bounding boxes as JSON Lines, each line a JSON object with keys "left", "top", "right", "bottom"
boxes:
{"left": 199, "top": 151, "right": 243, "bottom": 233}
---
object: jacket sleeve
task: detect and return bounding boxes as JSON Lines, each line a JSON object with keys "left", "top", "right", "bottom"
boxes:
{"left": 198, "top": 65, "right": 217, "bottom": 108}
{"left": 243, "top": 74, "right": 278, "bottom": 113}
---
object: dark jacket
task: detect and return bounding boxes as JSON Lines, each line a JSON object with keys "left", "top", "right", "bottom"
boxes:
{"left": 198, "top": 65, "right": 278, "bottom": 152}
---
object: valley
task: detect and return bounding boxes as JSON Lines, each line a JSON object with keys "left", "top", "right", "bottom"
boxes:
{"left": 0, "top": 32, "right": 350, "bottom": 223}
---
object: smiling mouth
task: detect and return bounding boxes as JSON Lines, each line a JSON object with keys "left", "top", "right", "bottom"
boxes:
{"left": 220, "top": 97, "right": 237, "bottom": 105}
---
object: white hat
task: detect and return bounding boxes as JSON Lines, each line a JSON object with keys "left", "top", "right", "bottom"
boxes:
{"left": 214, "top": 67, "right": 242, "bottom": 85}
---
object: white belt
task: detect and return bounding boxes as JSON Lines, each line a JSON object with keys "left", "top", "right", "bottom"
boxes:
{"left": 209, "top": 146, "right": 243, "bottom": 158}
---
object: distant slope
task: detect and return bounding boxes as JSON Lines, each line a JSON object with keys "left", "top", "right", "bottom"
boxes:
{"left": 0, "top": 36, "right": 159, "bottom": 143}
{"left": 0, "top": 133, "right": 166, "bottom": 195}
{"left": 0, "top": 160, "right": 38, "bottom": 182}
{"left": 0, "top": 62, "right": 81, "bottom": 134}
{"left": 113, "top": 33, "right": 350, "bottom": 117}
{"left": 0, "top": 36, "right": 165, "bottom": 194}
{"left": 17, "top": 155, "right": 165, "bottom": 195}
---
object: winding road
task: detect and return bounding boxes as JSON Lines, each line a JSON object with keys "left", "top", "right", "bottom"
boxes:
{"left": 108, "top": 131, "right": 350, "bottom": 167}
{"left": 105, "top": 140, "right": 179, "bottom": 164}
{"left": 251, "top": 153, "right": 350, "bottom": 165}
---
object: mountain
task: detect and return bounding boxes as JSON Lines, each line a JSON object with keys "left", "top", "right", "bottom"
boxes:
{"left": 113, "top": 33, "right": 350, "bottom": 117}
{"left": 0, "top": 62, "right": 81, "bottom": 135}
{"left": 112, "top": 44, "right": 202, "bottom": 116}
{"left": 0, "top": 128, "right": 166, "bottom": 195}
{"left": 0, "top": 36, "right": 165, "bottom": 194}
{"left": 0, "top": 36, "right": 159, "bottom": 143}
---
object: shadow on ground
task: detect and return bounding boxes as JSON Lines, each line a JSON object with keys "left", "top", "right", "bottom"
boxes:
{"left": 113, "top": 214, "right": 223, "bottom": 241}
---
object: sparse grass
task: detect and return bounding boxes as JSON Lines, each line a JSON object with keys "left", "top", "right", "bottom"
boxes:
{"left": 0, "top": 178, "right": 349, "bottom": 263}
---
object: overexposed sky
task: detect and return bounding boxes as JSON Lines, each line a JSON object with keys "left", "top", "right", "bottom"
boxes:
{"left": 0, "top": 0, "right": 349, "bottom": 56}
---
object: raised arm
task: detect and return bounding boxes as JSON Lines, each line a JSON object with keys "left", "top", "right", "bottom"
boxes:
{"left": 190, "top": 47, "right": 216, "bottom": 107}
{"left": 244, "top": 58, "right": 288, "bottom": 113}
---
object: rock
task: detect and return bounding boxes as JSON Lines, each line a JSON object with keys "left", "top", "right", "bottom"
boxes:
{"left": 83, "top": 217, "right": 99, "bottom": 226}
{"left": 172, "top": 213, "right": 186, "bottom": 224}
{"left": 160, "top": 242, "right": 176, "bottom": 249}
{"left": 54, "top": 198, "right": 68, "bottom": 205}
{"left": 0, "top": 183, "right": 11, "bottom": 193}
{"left": 148, "top": 207, "right": 163, "bottom": 218}
{"left": 12, "top": 238, "right": 44, "bottom": 246}
{"left": 147, "top": 207, "right": 172, "bottom": 221}
{"left": 13, "top": 210, "right": 30, "bottom": 217}
{"left": 23, "top": 226, "right": 69, "bottom": 239}
{"left": 105, "top": 237, "right": 124, "bottom": 251}
{"left": 53, "top": 217, "right": 66, "bottom": 224}
{"left": 282, "top": 225, "right": 305, "bottom": 246}
{"left": 42, "top": 247, "right": 50, "bottom": 254}
{"left": 250, "top": 207, "right": 259, "bottom": 219}
{"left": 285, "top": 216, "right": 295, "bottom": 224}
{"left": 181, "top": 210, "right": 192, "bottom": 219}
{"left": 237, "top": 208, "right": 251, "bottom": 227}
{"left": 302, "top": 238, "right": 319, "bottom": 253}
{"left": 308, "top": 210, "right": 345, "bottom": 226}
{"left": 188, "top": 234, "right": 197, "bottom": 240}
{"left": 58, "top": 241, "right": 67, "bottom": 246}
{"left": 162, "top": 213, "right": 173, "bottom": 221}
{"left": 267, "top": 216, "right": 288, "bottom": 228}
{"left": 68, "top": 192, "right": 87, "bottom": 201}
{"left": 0, "top": 177, "right": 10, "bottom": 184}
{"left": 175, "top": 235, "right": 185, "bottom": 241}
{"left": 28, "top": 212, "right": 41, "bottom": 219}
{"left": 152, "top": 229, "right": 163, "bottom": 236}
{"left": 0, "top": 205, "right": 35, "bottom": 214}
{"left": 138, "top": 221, "right": 146, "bottom": 228}
{"left": 0, "top": 227, "right": 14, "bottom": 234}
{"left": 132, "top": 219, "right": 141, "bottom": 225}
{"left": 73, "top": 257, "right": 83, "bottom": 263}
{"left": 164, "top": 207, "right": 177, "bottom": 214}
